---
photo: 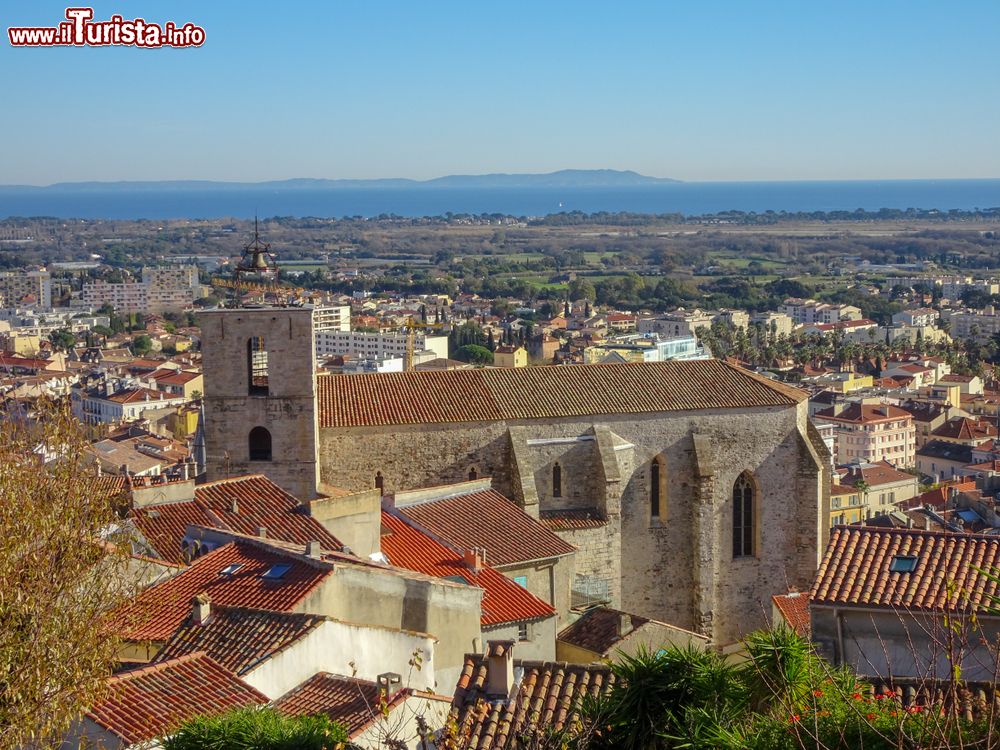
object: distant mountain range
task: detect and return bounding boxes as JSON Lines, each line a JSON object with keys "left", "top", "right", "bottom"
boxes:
{"left": 0, "top": 170, "right": 682, "bottom": 192}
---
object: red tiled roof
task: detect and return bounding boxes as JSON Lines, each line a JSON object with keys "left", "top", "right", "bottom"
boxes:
{"left": 380, "top": 511, "right": 554, "bottom": 627}
{"left": 106, "top": 387, "right": 176, "bottom": 404}
{"left": 902, "top": 481, "right": 977, "bottom": 510}
{"left": 815, "top": 403, "right": 912, "bottom": 424}
{"left": 86, "top": 653, "right": 267, "bottom": 745}
{"left": 557, "top": 607, "right": 651, "bottom": 654}
{"left": 538, "top": 509, "right": 607, "bottom": 531}
{"left": 275, "top": 673, "right": 408, "bottom": 737}
{"left": 155, "top": 605, "right": 325, "bottom": 675}
{"left": 450, "top": 654, "right": 615, "bottom": 750}
{"left": 932, "top": 417, "right": 998, "bottom": 441}
{"left": 398, "top": 489, "right": 574, "bottom": 567}
{"left": 839, "top": 461, "right": 918, "bottom": 488}
{"left": 317, "top": 360, "right": 806, "bottom": 428}
{"left": 771, "top": 593, "right": 811, "bottom": 637}
{"left": 811, "top": 526, "right": 1000, "bottom": 612}
{"left": 130, "top": 475, "right": 342, "bottom": 566}
{"left": 114, "top": 541, "right": 331, "bottom": 641}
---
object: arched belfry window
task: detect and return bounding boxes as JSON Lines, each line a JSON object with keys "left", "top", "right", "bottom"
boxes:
{"left": 375, "top": 471, "right": 384, "bottom": 493}
{"left": 733, "top": 472, "right": 755, "bottom": 558}
{"left": 651, "top": 457, "right": 663, "bottom": 520}
{"left": 248, "top": 426, "right": 272, "bottom": 461}
{"left": 247, "top": 337, "right": 269, "bottom": 396}
{"left": 552, "top": 463, "right": 562, "bottom": 498}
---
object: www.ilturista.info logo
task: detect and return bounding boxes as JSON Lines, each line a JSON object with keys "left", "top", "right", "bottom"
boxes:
{"left": 8, "top": 7, "right": 205, "bottom": 48}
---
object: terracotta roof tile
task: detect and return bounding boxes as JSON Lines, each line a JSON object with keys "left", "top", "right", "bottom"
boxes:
{"left": 275, "top": 673, "right": 408, "bottom": 737}
{"left": 399, "top": 489, "right": 575, "bottom": 567}
{"left": 840, "top": 461, "right": 918, "bottom": 488}
{"left": 318, "top": 360, "right": 805, "bottom": 428}
{"left": 155, "top": 605, "right": 325, "bottom": 675}
{"left": 810, "top": 526, "right": 1000, "bottom": 612}
{"left": 380, "top": 511, "right": 554, "bottom": 627}
{"left": 538, "top": 509, "right": 607, "bottom": 531}
{"left": 130, "top": 475, "right": 342, "bottom": 565}
{"left": 931, "top": 417, "right": 998, "bottom": 442}
{"left": 449, "top": 654, "right": 615, "bottom": 750}
{"left": 86, "top": 653, "right": 267, "bottom": 746}
{"left": 815, "top": 403, "right": 913, "bottom": 424}
{"left": 556, "top": 607, "right": 651, "bottom": 654}
{"left": 771, "top": 593, "right": 811, "bottom": 637}
{"left": 113, "top": 541, "right": 331, "bottom": 641}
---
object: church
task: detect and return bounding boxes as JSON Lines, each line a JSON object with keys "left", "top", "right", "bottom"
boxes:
{"left": 198, "top": 306, "right": 830, "bottom": 646}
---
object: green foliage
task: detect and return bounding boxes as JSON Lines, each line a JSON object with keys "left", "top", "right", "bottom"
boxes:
{"left": 163, "top": 707, "right": 355, "bottom": 750}
{"left": 454, "top": 344, "right": 493, "bottom": 365}
{"left": 131, "top": 334, "right": 153, "bottom": 356}
{"left": 48, "top": 328, "right": 76, "bottom": 352}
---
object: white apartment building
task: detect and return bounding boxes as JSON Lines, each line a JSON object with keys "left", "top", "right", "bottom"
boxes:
{"left": 315, "top": 330, "right": 449, "bottom": 361}
{"left": 942, "top": 307, "right": 1000, "bottom": 341}
{"left": 892, "top": 308, "right": 939, "bottom": 328}
{"left": 313, "top": 305, "right": 351, "bottom": 333}
{"left": 782, "top": 298, "right": 862, "bottom": 325}
{"left": 81, "top": 265, "right": 200, "bottom": 314}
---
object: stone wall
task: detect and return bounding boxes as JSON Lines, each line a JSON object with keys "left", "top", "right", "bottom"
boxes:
{"left": 198, "top": 308, "right": 320, "bottom": 501}
{"left": 318, "top": 402, "right": 827, "bottom": 646}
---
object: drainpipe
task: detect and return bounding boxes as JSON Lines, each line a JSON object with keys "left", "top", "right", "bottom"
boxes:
{"left": 835, "top": 608, "right": 846, "bottom": 667}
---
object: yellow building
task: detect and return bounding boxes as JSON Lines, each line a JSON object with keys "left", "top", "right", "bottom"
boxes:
{"left": 493, "top": 345, "right": 528, "bottom": 368}
{"left": 812, "top": 371, "right": 873, "bottom": 394}
{"left": 830, "top": 484, "right": 865, "bottom": 525}
{"left": 167, "top": 404, "right": 201, "bottom": 441}
{"left": 6, "top": 334, "right": 42, "bottom": 356}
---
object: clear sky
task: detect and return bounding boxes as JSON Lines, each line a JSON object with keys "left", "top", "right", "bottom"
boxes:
{"left": 2, "top": 0, "right": 999, "bottom": 185}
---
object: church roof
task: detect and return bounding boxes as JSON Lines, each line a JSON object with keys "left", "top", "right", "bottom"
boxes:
{"left": 318, "top": 360, "right": 805, "bottom": 428}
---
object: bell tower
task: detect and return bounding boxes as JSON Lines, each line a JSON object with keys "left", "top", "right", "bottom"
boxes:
{"left": 198, "top": 306, "right": 320, "bottom": 500}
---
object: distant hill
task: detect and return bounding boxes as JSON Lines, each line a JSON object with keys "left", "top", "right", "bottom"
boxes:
{"left": 0, "top": 170, "right": 681, "bottom": 192}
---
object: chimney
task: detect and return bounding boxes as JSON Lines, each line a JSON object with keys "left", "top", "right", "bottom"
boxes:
{"left": 464, "top": 547, "right": 483, "bottom": 572}
{"left": 925, "top": 515, "right": 932, "bottom": 531}
{"left": 618, "top": 613, "right": 633, "bottom": 637}
{"left": 191, "top": 593, "right": 211, "bottom": 626}
{"left": 306, "top": 540, "right": 322, "bottom": 558}
{"left": 486, "top": 640, "right": 516, "bottom": 697}
{"left": 230, "top": 498, "right": 239, "bottom": 514}
{"left": 257, "top": 526, "right": 267, "bottom": 539}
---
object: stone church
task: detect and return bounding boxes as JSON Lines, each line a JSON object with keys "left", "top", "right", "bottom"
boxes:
{"left": 199, "top": 307, "right": 830, "bottom": 646}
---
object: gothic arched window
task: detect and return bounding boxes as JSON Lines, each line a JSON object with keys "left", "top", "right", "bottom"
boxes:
{"left": 247, "top": 337, "right": 269, "bottom": 396}
{"left": 733, "top": 472, "right": 755, "bottom": 558}
{"left": 248, "top": 426, "right": 272, "bottom": 461}
{"left": 552, "top": 463, "right": 562, "bottom": 498}
{"left": 651, "top": 457, "right": 663, "bottom": 520}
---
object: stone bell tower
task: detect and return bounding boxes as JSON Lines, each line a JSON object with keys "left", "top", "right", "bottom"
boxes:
{"left": 198, "top": 307, "right": 320, "bottom": 500}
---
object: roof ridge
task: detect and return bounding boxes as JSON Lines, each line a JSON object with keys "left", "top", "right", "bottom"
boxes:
{"left": 831, "top": 525, "right": 1000, "bottom": 542}
{"left": 108, "top": 650, "right": 211, "bottom": 683}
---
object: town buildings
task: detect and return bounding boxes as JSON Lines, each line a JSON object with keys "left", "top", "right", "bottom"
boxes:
{"left": 813, "top": 403, "right": 916, "bottom": 468}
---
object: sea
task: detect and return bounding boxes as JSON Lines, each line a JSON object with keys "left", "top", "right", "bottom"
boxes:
{"left": 1, "top": 179, "right": 999, "bottom": 220}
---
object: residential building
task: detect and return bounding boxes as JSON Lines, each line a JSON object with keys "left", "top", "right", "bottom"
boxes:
{"left": 555, "top": 606, "right": 708, "bottom": 664}
{"left": 312, "top": 304, "right": 351, "bottom": 333}
{"left": 314, "top": 329, "right": 448, "bottom": 362}
{"left": 636, "top": 308, "right": 715, "bottom": 338}
{"left": 72, "top": 385, "right": 188, "bottom": 425}
{"left": 782, "top": 298, "right": 862, "bottom": 325}
{"left": 813, "top": 403, "right": 916, "bottom": 468}
{"left": 448, "top": 641, "right": 614, "bottom": 749}
{"left": 810, "top": 525, "right": 1000, "bottom": 680}
{"left": 916, "top": 440, "right": 975, "bottom": 482}
{"left": 581, "top": 333, "right": 708, "bottom": 364}
{"left": 493, "top": 344, "right": 528, "bottom": 368}
{"left": 837, "top": 461, "right": 920, "bottom": 512}
{"left": 893, "top": 308, "right": 939, "bottom": 327}
{"left": 751, "top": 311, "right": 794, "bottom": 338}
{"left": 0, "top": 268, "right": 52, "bottom": 310}
{"left": 928, "top": 416, "right": 997, "bottom": 446}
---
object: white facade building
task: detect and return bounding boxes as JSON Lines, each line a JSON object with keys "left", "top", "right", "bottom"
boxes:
{"left": 314, "top": 330, "right": 449, "bottom": 361}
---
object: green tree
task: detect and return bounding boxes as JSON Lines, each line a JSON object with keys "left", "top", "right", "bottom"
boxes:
{"left": 131, "top": 334, "right": 153, "bottom": 356}
{"left": 48, "top": 328, "right": 76, "bottom": 352}
{"left": 454, "top": 344, "right": 493, "bottom": 365}
{"left": 163, "top": 707, "right": 355, "bottom": 750}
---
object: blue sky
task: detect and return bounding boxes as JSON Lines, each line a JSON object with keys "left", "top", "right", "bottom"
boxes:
{"left": 2, "top": 0, "right": 999, "bottom": 184}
